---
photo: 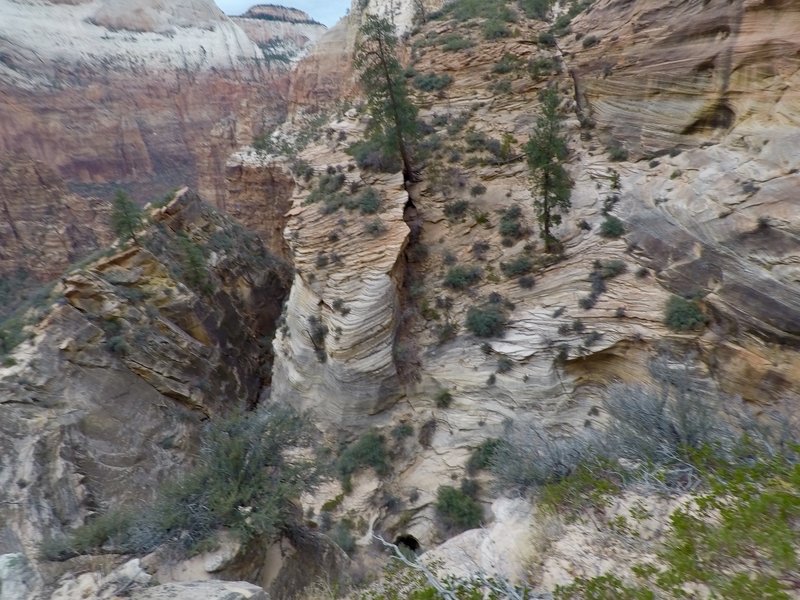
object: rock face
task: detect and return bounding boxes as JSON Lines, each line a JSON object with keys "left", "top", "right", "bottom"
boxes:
{"left": 0, "top": 189, "right": 290, "bottom": 594}
{"left": 224, "top": 154, "right": 297, "bottom": 261}
{"left": 132, "top": 580, "right": 268, "bottom": 600}
{"left": 287, "top": 0, "right": 446, "bottom": 115}
{"left": 268, "top": 118, "right": 412, "bottom": 427}
{"left": 0, "top": 153, "right": 113, "bottom": 283}
{"left": 264, "top": 0, "right": 800, "bottom": 572}
{"left": 0, "top": 0, "right": 295, "bottom": 205}
{"left": 232, "top": 6, "right": 327, "bottom": 64}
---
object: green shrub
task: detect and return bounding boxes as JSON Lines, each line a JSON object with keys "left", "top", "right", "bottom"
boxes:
{"left": 664, "top": 295, "right": 707, "bottom": 331}
{"left": 467, "top": 438, "right": 504, "bottom": 474}
{"left": 413, "top": 72, "right": 454, "bottom": 92}
{"left": 337, "top": 431, "right": 390, "bottom": 492}
{"left": 465, "top": 304, "right": 508, "bottom": 337}
{"left": 441, "top": 35, "right": 474, "bottom": 52}
{"left": 529, "top": 56, "right": 556, "bottom": 78}
{"left": 482, "top": 18, "right": 510, "bottom": 40}
{"left": 177, "top": 233, "right": 211, "bottom": 293}
{"left": 443, "top": 200, "right": 470, "bottom": 222}
{"left": 357, "top": 188, "right": 381, "bottom": 214}
{"left": 435, "top": 389, "right": 453, "bottom": 409}
{"left": 363, "top": 219, "right": 388, "bottom": 237}
{"left": 499, "top": 205, "right": 524, "bottom": 240}
{"left": 41, "top": 408, "right": 317, "bottom": 559}
{"left": 492, "top": 53, "right": 521, "bottom": 74}
{"left": 608, "top": 144, "right": 629, "bottom": 161}
{"left": 436, "top": 485, "right": 482, "bottom": 532}
{"left": 444, "top": 265, "right": 482, "bottom": 290}
{"left": 500, "top": 255, "right": 534, "bottom": 277}
{"left": 518, "top": 0, "right": 554, "bottom": 19}
{"left": 470, "top": 183, "right": 487, "bottom": 197}
{"left": 329, "top": 520, "right": 356, "bottom": 556}
{"left": 600, "top": 215, "right": 625, "bottom": 238}
{"left": 347, "top": 138, "right": 402, "bottom": 173}
{"left": 537, "top": 31, "right": 556, "bottom": 47}
{"left": 581, "top": 34, "right": 600, "bottom": 48}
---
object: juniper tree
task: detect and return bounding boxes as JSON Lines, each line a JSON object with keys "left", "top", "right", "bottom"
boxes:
{"left": 525, "top": 87, "right": 572, "bottom": 252}
{"left": 111, "top": 190, "right": 143, "bottom": 245}
{"left": 354, "top": 15, "right": 418, "bottom": 182}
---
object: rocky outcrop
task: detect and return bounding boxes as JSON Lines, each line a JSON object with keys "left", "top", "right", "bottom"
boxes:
{"left": 132, "top": 581, "right": 268, "bottom": 600}
{"left": 0, "top": 0, "right": 291, "bottom": 205}
{"left": 233, "top": 6, "right": 327, "bottom": 64}
{"left": 265, "top": 0, "right": 800, "bottom": 571}
{"left": 0, "top": 189, "right": 290, "bottom": 595}
{"left": 287, "top": 0, "right": 447, "bottom": 115}
{"left": 566, "top": 0, "right": 800, "bottom": 154}
{"left": 0, "top": 153, "right": 112, "bottom": 283}
{"left": 269, "top": 117, "right": 412, "bottom": 427}
{"left": 224, "top": 153, "right": 297, "bottom": 261}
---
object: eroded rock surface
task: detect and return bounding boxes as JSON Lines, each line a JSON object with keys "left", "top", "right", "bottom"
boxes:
{"left": 0, "top": 0, "right": 293, "bottom": 204}
{"left": 0, "top": 189, "right": 290, "bottom": 595}
{"left": 0, "top": 153, "right": 112, "bottom": 283}
{"left": 264, "top": 0, "right": 800, "bottom": 570}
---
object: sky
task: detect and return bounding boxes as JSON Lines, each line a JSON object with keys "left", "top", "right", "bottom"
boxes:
{"left": 215, "top": 1, "right": 350, "bottom": 27}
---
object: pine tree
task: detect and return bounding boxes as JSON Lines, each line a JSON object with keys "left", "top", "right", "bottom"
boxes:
{"left": 111, "top": 190, "right": 143, "bottom": 244}
{"left": 525, "top": 87, "right": 572, "bottom": 252}
{"left": 354, "top": 15, "right": 418, "bottom": 182}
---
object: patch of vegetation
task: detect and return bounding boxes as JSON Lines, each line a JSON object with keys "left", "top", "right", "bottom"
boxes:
{"left": 518, "top": 0, "right": 555, "bottom": 19}
{"left": 467, "top": 438, "right": 504, "bottom": 474}
{"left": 581, "top": 34, "right": 600, "bottom": 48}
{"left": 664, "top": 295, "right": 707, "bottom": 331}
{"left": 465, "top": 303, "right": 508, "bottom": 338}
{"left": 337, "top": 430, "right": 390, "bottom": 493}
{"left": 500, "top": 255, "right": 534, "bottom": 278}
{"left": 443, "top": 200, "right": 470, "bottom": 222}
{"left": 40, "top": 408, "right": 318, "bottom": 560}
{"left": 492, "top": 53, "right": 522, "bottom": 74}
{"left": 435, "top": 389, "right": 453, "bottom": 409}
{"left": 600, "top": 215, "right": 625, "bottom": 238}
{"left": 441, "top": 34, "right": 475, "bottom": 52}
{"left": 413, "top": 72, "right": 454, "bottom": 92}
{"left": 499, "top": 204, "right": 525, "bottom": 241}
{"left": 436, "top": 483, "right": 482, "bottom": 533}
{"left": 363, "top": 218, "right": 388, "bottom": 237}
{"left": 347, "top": 138, "right": 402, "bottom": 174}
{"left": 443, "top": 265, "right": 482, "bottom": 290}
{"left": 607, "top": 143, "right": 629, "bottom": 162}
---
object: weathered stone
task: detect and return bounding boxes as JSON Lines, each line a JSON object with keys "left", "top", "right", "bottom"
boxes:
{"left": 132, "top": 580, "right": 268, "bottom": 600}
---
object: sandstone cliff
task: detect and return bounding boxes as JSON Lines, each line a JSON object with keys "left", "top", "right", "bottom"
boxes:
{"left": 0, "top": 0, "right": 313, "bottom": 206}
{"left": 232, "top": 5, "right": 327, "bottom": 64}
{"left": 0, "top": 189, "right": 291, "bottom": 597}
{"left": 0, "top": 154, "right": 113, "bottom": 284}
{"left": 258, "top": 0, "right": 800, "bottom": 586}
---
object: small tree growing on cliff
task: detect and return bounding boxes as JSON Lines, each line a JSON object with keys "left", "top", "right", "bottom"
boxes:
{"left": 526, "top": 87, "right": 572, "bottom": 252}
{"left": 354, "top": 15, "right": 418, "bottom": 182}
{"left": 111, "top": 190, "right": 143, "bottom": 245}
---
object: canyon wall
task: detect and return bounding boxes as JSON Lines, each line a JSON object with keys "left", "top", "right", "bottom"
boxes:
{"left": 0, "top": 0, "right": 321, "bottom": 206}
{"left": 0, "top": 189, "right": 291, "bottom": 595}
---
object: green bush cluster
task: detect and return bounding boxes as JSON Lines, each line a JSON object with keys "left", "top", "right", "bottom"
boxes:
{"left": 600, "top": 215, "right": 625, "bottom": 238}
{"left": 337, "top": 431, "right": 390, "bottom": 493}
{"left": 465, "top": 303, "right": 508, "bottom": 337}
{"left": 443, "top": 265, "right": 482, "bottom": 290}
{"left": 467, "top": 438, "right": 504, "bottom": 474}
{"left": 436, "top": 482, "right": 482, "bottom": 532}
{"left": 41, "top": 408, "right": 318, "bottom": 560}
{"left": 500, "top": 255, "right": 534, "bottom": 278}
{"left": 499, "top": 205, "right": 525, "bottom": 240}
{"left": 413, "top": 72, "right": 454, "bottom": 92}
{"left": 443, "top": 200, "right": 470, "bottom": 222}
{"left": 347, "top": 138, "right": 402, "bottom": 173}
{"left": 664, "top": 295, "right": 707, "bottom": 331}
